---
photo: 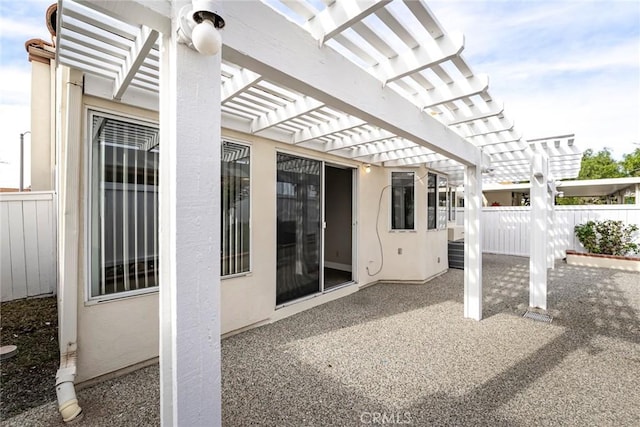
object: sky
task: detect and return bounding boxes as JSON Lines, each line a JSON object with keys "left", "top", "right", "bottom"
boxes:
{"left": 0, "top": 0, "right": 639, "bottom": 188}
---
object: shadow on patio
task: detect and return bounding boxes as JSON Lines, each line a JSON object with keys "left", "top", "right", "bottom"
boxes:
{"left": 4, "top": 255, "right": 639, "bottom": 426}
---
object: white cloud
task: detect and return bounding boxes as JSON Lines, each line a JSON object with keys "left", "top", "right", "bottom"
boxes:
{"left": 0, "top": 65, "right": 32, "bottom": 104}
{"left": 0, "top": 16, "right": 50, "bottom": 41}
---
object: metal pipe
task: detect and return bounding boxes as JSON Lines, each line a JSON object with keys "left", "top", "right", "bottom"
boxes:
{"left": 20, "top": 131, "right": 30, "bottom": 191}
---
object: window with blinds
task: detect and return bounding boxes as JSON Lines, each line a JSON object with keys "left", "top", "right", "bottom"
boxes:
{"left": 428, "top": 172, "right": 449, "bottom": 230}
{"left": 391, "top": 171, "right": 415, "bottom": 230}
{"left": 89, "top": 112, "right": 159, "bottom": 298}
{"left": 221, "top": 141, "right": 251, "bottom": 276}
{"left": 438, "top": 175, "right": 448, "bottom": 229}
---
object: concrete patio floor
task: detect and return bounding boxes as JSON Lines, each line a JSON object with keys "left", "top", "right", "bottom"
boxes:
{"left": 4, "top": 254, "right": 639, "bottom": 426}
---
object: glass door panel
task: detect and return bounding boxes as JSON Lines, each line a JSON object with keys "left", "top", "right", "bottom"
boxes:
{"left": 276, "top": 153, "right": 322, "bottom": 305}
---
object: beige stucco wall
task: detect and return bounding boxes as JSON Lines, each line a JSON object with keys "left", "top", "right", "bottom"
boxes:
{"left": 73, "top": 96, "right": 160, "bottom": 382}
{"left": 67, "top": 96, "right": 450, "bottom": 382}
{"left": 30, "top": 59, "right": 55, "bottom": 190}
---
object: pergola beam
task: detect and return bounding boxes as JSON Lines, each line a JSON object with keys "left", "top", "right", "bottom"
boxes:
{"left": 348, "top": 139, "right": 418, "bottom": 159}
{"left": 252, "top": 95, "right": 323, "bottom": 133}
{"left": 462, "top": 116, "right": 514, "bottom": 137}
{"left": 222, "top": 68, "right": 262, "bottom": 102}
{"left": 303, "top": 127, "right": 395, "bottom": 152}
{"left": 305, "top": 0, "right": 391, "bottom": 45}
{"left": 221, "top": 1, "right": 481, "bottom": 166}
{"left": 113, "top": 25, "right": 158, "bottom": 99}
{"left": 446, "top": 101, "right": 504, "bottom": 125}
{"left": 75, "top": 0, "right": 170, "bottom": 33}
{"left": 360, "top": 145, "right": 431, "bottom": 163}
{"left": 419, "top": 74, "right": 489, "bottom": 109}
{"left": 373, "top": 32, "right": 464, "bottom": 84}
{"left": 292, "top": 114, "right": 365, "bottom": 144}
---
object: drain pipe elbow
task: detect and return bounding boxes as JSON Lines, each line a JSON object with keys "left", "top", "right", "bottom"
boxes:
{"left": 56, "top": 366, "right": 82, "bottom": 422}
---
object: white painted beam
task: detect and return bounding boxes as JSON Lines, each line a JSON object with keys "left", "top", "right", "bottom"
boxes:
{"left": 361, "top": 145, "right": 431, "bottom": 163}
{"left": 529, "top": 152, "right": 548, "bottom": 310}
{"left": 281, "top": 0, "right": 317, "bottom": 20}
{"left": 159, "top": 6, "right": 221, "bottom": 426}
{"left": 251, "top": 95, "right": 323, "bottom": 132}
{"left": 418, "top": 74, "right": 488, "bottom": 109}
{"left": 221, "top": 1, "right": 481, "bottom": 166}
{"left": 446, "top": 101, "right": 504, "bottom": 125}
{"left": 305, "top": 0, "right": 391, "bottom": 45}
{"left": 347, "top": 139, "right": 418, "bottom": 158}
{"left": 75, "top": 0, "right": 170, "bottom": 33}
{"left": 461, "top": 116, "right": 514, "bottom": 138}
{"left": 384, "top": 154, "right": 439, "bottom": 167}
{"left": 464, "top": 164, "right": 483, "bottom": 320}
{"left": 114, "top": 25, "right": 159, "bottom": 99}
{"left": 222, "top": 68, "right": 262, "bottom": 102}
{"left": 372, "top": 32, "right": 464, "bottom": 84}
{"left": 404, "top": 0, "right": 444, "bottom": 39}
{"left": 292, "top": 115, "right": 366, "bottom": 144}
{"left": 300, "top": 127, "right": 395, "bottom": 152}
{"left": 472, "top": 131, "right": 522, "bottom": 146}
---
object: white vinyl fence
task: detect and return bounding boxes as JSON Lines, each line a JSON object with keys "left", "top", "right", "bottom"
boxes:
{"left": 1, "top": 191, "right": 56, "bottom": 301}
{"left": 456, "top": 205, "right": 640, "bottom": 258}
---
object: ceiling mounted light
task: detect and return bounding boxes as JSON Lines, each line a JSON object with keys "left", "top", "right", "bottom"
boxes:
{"left": 178, "top": 0, "right": 225, "bottom": 56}
{"left": 364, "top": 164, "right": 372, "bottom": 174}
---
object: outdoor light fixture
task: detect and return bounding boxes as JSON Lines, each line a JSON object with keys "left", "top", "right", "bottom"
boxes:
{"left": 364, "top": 164, "right": 372, "bottom": 174}
{"left": 178, "top": 0, "right": 225, "bottom": 56}
{"left": 481, "top": 167, "right": 494, "bottom": 174}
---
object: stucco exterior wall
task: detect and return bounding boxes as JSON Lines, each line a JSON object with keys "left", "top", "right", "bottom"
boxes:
{"left": 75, "top": 96, "right": 160, "bottom": 382}
{"left": 65, "top": 96, "right": 451, "bottom": 382}
{"left": 30, "top": 59, "right": 55, "bottom": 190}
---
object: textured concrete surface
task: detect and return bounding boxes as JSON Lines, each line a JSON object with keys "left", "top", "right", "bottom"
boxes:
{"left": 4, "top": 255, "right": 639, "bottom": 426}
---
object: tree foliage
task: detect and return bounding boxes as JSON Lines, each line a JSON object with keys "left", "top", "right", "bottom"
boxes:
{"left": 577, "top": 148, "right": 625, "bottom": 180}
{"left": 621, "top": 148, "right": 640, "bottom": 177}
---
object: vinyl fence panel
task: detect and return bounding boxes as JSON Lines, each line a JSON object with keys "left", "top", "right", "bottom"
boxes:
{"left": 0, "top": 192, "right": 56, "bottom": 301}
{"left": 455, "top": 205, "right": 640, "bottom": 258}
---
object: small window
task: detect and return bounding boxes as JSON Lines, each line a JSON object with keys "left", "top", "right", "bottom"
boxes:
{"left": 427, "top": 172, "right": 437, "bottom": 230}
{"left": 89, "top": 112, "right": 159, "bottom": 298}
{"left": 438, "top": 176, "right": 448, "bottom": 229}
{"left": 221, "top": 141, "right": 251, "bottom": 276}
{"left": 391, "top": 172, "right": 415, "bottom": 230}
{"left": 448, "top": 187, "right": 456, "bottom": 222}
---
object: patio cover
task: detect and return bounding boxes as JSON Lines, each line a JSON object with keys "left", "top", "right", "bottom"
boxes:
{"left": 55, "top": 0, "right": 582, "bottom": 184}
{"left": 51, "top": 1, "right": 581, "bottom": 425}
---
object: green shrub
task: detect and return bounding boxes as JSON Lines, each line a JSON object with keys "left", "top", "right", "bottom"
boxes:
{"left": 574, "top": 220, "right": 639, "bottom": 256}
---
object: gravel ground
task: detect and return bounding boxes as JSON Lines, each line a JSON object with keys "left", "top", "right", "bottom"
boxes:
{"left": 3, "top": 254, "right": 639, "bottom": 426}
{"left": 0, "top": 296, "right": 58, "bottom": 420}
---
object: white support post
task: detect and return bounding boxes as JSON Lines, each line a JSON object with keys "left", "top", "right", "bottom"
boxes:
{"left": 530, "top": 152, "right": 548, "bottom": 310}
{"left": 636, "top": 184, "right": 640, "bottom": 205}
{"left": 547, "top": 190, "right": 555, "bottom": 269}
{"left": 464, "top": 164, "right": 482, "bottom": 320}
{"left": 159, "top": 7, "right": 221, "bottom": 426}
{"left": 547, "top": 177, "right": 555, "bottom": 270}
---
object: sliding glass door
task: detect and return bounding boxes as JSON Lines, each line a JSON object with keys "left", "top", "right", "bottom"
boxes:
{"left": 276, "top": 153, "right": 321, "bottom": 305}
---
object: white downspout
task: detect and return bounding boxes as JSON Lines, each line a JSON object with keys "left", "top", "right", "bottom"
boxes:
{"left": 55, "top": 65, "right": 83, "bottom": 423}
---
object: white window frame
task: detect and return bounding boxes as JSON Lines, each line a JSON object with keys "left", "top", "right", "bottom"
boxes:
{"left": 389, "top": 170, "right": 416, "bottom": 232}
{"left": 427, "top": 171, "right": 449, "bottom": 232}
{"left": 221, "top": 138, "right": 253, "bottom": 279}
{"left": 85, "top": 108, "right": 160, "bottom": 304}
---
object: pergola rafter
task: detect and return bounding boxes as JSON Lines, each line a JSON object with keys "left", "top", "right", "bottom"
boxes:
{"left": 305, "top": 0, "right": 392, "bottom": 45}
{"left": 58, "top": 0, "right": 582, "bottom": 185}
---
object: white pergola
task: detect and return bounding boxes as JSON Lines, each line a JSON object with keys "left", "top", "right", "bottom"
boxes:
{"left": 53, "top": 1, "right": 582, "bottom": 424}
